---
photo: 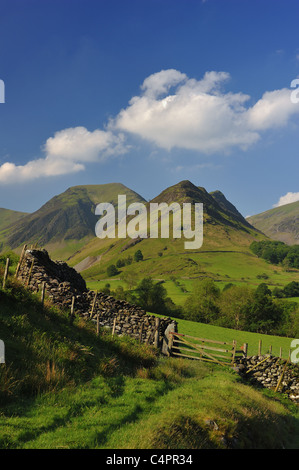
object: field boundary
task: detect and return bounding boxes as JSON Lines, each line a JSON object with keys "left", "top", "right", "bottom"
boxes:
{"left": 167, "top": 331, "right": 246, "bottom": 366}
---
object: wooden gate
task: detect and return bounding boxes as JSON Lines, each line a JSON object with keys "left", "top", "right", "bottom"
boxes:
{"left": 168, "top": 332, "right": 245, "bottom": 366}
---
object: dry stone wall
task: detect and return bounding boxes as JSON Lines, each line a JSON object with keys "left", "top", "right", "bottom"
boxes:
{"left": 17, "top": 249, "right": 177, "bottom": 348}
{"left": 235, "top": 355, "right": 299, "bottom": 404}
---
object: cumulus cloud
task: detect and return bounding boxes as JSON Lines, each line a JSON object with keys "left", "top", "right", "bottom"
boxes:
{"left": 112, "top": 69, "right": 299, "bottom": 153}
{"left": 1, "top": 69, "right": 299, "bottom": 183}
{"left": 273, "top": 192, "right": 299, "bottom": 207}
{"left": 0, "top": 126, "right": 127, "bottom": 183}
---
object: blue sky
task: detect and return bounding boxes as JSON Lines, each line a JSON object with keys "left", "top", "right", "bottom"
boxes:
{"left": 0, "top": 0, "right": 299, "bottom": 217}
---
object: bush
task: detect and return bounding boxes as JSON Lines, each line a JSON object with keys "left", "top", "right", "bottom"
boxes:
{"left": 106, "top": 264, "right": 118, "bottom": 277}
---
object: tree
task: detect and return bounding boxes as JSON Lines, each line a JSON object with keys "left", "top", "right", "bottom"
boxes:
{"left": 121, "top": 271, "right": 137, "bottom": 290}
{"left": 106, "top": 264, "right": 118, "bottom": 277}
{"left": 218, "top": 285, "right": 254, "bottom": 329}
{"left": 243, "top": 283, "right": 283, "bottom": 334}
{"left": 136, "top": 277, "right": 167, "bottom": 314}
{"left": 184, "top": 279, "right": 220, "bottom": 323}
{"left": 134, "top": 249, "right": 143, "bottom": 262}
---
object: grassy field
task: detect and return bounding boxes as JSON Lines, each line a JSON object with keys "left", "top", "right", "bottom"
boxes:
{"left": 154, "top": 315, "right": 296, "bottom": 359}
{"left": 1, "top": 276, "right": 299, "bottom": 449}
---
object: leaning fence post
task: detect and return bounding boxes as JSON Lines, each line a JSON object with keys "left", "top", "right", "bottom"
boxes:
{"left": 2, "top": 258, "right": 10, "bottom": 289}
{"left": 231, "top": 340, "right": 237, "bottom": 365}
{"left": 96, "top": 313, "right": 100, "bottom": 336}
{"left": 112, "top": 317, "right": 117, "bottom": 337}
{"left": 15, "top": 244, "right": 27, "bottom": 278}
{"left": 90, "top": 290, "right": 98, "bottom": 318}
{"left": 70, "top": 296, "right": 75, "bottom": 324}
{"left": 41, "top": 281, "right": 46, "bottom": 307}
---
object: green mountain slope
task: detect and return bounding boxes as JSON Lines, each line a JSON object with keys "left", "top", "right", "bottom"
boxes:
{"left": 0, "top": 208, "right": 28, "bottom": 251}
{"left": 0, "top": 183, "right": 146, "bottom": 258}
{"left": 247, "top": 200, "right": 299, "bottom": 245}
{"left": 70, "top": 180, "right": 268, "bottom": 282}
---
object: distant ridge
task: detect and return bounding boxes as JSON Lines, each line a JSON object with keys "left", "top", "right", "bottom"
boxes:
{"left": 0, "top": 183, "right": 146, "bottom": 256}
{"left": 248, "top": 200, "right": 299, "bottom": 245}
{"left": 0, "top": 180, "right": 262, "bottom": 267}
{"left": 150, "top": 180, "right": 255, "bottom": 231}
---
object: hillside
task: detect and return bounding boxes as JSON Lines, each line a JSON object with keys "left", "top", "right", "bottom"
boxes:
{"left": 0, "top": 278, "right": 298, "bottom": 449}
{"left": 0, "top": 208, "right": 27, "bottom": 250}
{"left": 0, "top": 183, "right": 146, "bottom": 259}
{"left": 70, "top": 180, "right": 269, "bottom": 281}
{"left": 248, "top": 201, "right": 299, "bottom": 246}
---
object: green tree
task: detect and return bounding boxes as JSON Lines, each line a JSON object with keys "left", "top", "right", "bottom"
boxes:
{"left": 134, "top": 249, "right": 143, "bottom": 262}
{"left": 184, "top": 279, "right": 220, "bottom": 323}
{"left": 218, "top": 285, "right": 254, "bottom": 329}
{"left": 106, "top": 264, "right": 118, "bottom": 277}
{"left": 243, "top": 283, "right": 283, "bottom": 334}
{"left": 136, "top": 277, "right": 167, "bottom": 314}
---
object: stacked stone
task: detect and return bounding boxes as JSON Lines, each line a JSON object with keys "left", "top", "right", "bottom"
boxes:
{"left": 17, "top": 249, "right": 177, "bottom": 348}
{"left": 235, "top": 355, "right": 299, "bottom": 404}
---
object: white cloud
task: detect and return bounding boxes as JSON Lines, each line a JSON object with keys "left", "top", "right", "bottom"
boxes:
{"left": 247, "top": 89, "right": 298, "bottom": 130}
{"left": 0, "top": 126, "right": 127, "bottom": 183}
{"left": 112, "top": 69, "right": 299, "bottom": 153}
{"left": 1, "top": 69, "right": 299, "bottom": 184}
{"left": 273, "top": 192, "right": 299, "bottom": 207}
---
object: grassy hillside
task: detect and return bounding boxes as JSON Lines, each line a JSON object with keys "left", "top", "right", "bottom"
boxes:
{"left": 0, "top": 208, "right": 28, "bottom": 252}
{"left": 0, "top": 276, "right": 298, "bottom": 449}
{"left": 248, "top": 200, "right": 299, "bottom": 246}
{"left": 70, "top": 181, "right": 269, "bottom": 282}
{"left": 0, "top": 183, "right": 146, "bottom": 259}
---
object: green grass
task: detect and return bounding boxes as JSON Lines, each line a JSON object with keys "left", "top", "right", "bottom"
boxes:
{"left": 1, "top": 358, "right": 298, "bottom": 449}
{"left": 1, "top": 274, "right": 299, "bottom": 449}
{"left": 167, "top": 316, "right": 296, "bottom": 359}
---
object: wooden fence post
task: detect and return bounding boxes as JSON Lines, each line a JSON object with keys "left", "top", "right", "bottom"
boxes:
{"left": 2, "top": 258, "right": 10, "bottom": 289}
{"left": 15, "top": 244, "right": 27, "bottom": 278}
{"left": 231, "top": 340, "right": 237, "bottom": 365}
{"left": 41, "top": 281, "right": 46, "bottom": 307}
{"left": 90, "top": 290, "right": 98, "bottom": 318}
{"left": 112, "top": 317, "right": 117, "bottom": 337}
{"left": 154, "top": 317, "right": 160, "bottom": 348}
{"left": 96, "top": 313, "right": 100, "bottom": 336}
{"left": 70, "top": 296, "right": 75, "bottom": 322}
{"left": 258, "top": 340, "right": 262, "bottom": 356}
{"left": 168, "top": 333, "right": 174, "bottom": 356}
{"left": 243, "top": 343, "right": 248, "bottom": 358}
